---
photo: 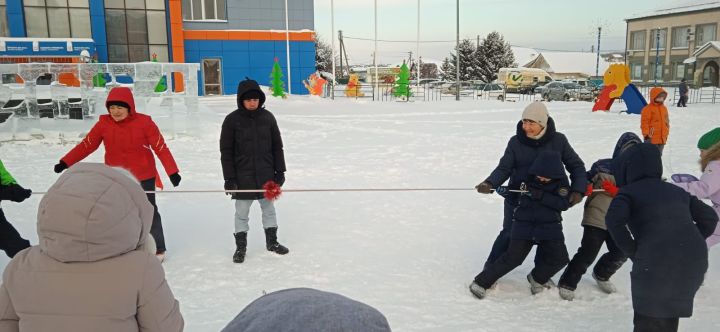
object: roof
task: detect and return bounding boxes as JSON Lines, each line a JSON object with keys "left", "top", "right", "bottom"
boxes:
{"left": 527, "top": 51, "right": 610, "bottom": 76}
{"left": 626, "top": 1, "right": 720, "bottom": 20}
{"left": 511, "top": 46, "right": 539, "bottom": 67}
{"left": 692, "top": 41, "right": 720, "bottom": 57}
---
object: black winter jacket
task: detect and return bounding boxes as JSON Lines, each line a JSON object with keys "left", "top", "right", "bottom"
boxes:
{"left": 606, "top": 143, "right": 717, "bottom": 318}
{"left": 485, "top": 118, "right": 586, "bottom": 203}
{"left": 220, "top": 80, "right": 286, "bottom": 200}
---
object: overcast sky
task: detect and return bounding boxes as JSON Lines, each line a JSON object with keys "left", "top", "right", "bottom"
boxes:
{"left": 313, "top": 0, "right": 704, "bottom": 65}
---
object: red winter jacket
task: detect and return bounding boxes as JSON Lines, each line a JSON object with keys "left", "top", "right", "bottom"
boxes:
{"left": 61, "top": 87, "right": 178, "bottom": 188}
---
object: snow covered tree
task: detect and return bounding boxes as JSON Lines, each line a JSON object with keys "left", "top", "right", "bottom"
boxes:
{"left": 393, "top": 61, "right": 412, "bottom": 99}
{"left": 269, "top": 58, "right": 287, "bottom": 98}
{"left": 476, "top": 31, "right": 515, "bottom": 83}
{"left": 441, "top": 39, "right": 479, "bottom": 82}
{"left": 314, "top": 34, "right": 333, "bottom": 72}
{"left": 440, "top": 57, "right": 455, "bottom": 81}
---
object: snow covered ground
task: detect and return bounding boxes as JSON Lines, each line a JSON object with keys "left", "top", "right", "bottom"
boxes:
{"left": 1, "top": 96, "right": 719, "bottom": 331}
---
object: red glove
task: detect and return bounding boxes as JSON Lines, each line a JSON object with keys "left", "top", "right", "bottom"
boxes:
{"left": 601, "top": 180, "right": 619, "bottom": 197}
{"left": 585, "top": 183, "right": 594, "bottom": 197}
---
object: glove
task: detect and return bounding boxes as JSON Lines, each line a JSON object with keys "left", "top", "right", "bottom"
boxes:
{"left": 224, "top": 180, "right": 238, "bottom": 196}
{"left": 7, "top": 184, "right": 32, "bottom": 203}
{"left": 54, "top": 161, "right": 68, "bottom": 173}
{"left": 601, "top": 179, "right": 619, "bottom": 197}
{"left": 169, "top": 173, "right": 181, "bottom": 187}
{"left": 274, "top": 172, "right": 285, "bottom": 187}
{"left": 528, "top": 187, "right": 544, "bottom": 201}
{"left": 584, "top": 183, "right": 594, "bottom": 197}
{"left": 475, "top": 181, "right": 493, "bottom": 194}
{"left": 671, "top": 173, "right": 698, "bottom": 183}
{"left": 569, "top": 192, "right": 583, "bottom": 206}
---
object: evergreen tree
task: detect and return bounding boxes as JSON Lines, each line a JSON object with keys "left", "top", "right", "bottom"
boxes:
{"left": 314, "top": 34, "right": 333, "bottom": 72}
{"left": 393, "top": 61, "right": 412, "bottom": 99}
{"left": 476, "top": 31, "right": 515, "bottom": 83}
{"left": 442, "top": 39, "right": 478, "bottom": 82}
{"left": 151, "top": 53, "right": 167, "bottom": 92}
{"left": 270, "top": 58, "right": 287, "bottom": 98}
{"left": 440, "top": 57, "right": 455, "bottom": 81}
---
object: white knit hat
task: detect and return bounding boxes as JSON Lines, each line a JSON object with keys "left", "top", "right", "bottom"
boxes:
{"left": 522, "top": 102, "right": 549, "bottom": 128}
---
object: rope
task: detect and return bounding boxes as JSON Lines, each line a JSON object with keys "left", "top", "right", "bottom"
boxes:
{"left": 29, "top": 187, "right": 605, "bottom": 195}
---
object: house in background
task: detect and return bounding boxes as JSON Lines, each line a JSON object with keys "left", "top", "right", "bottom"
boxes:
{"left": 523, "top": 51, "right": 610, "bottom": 82}
{"left": 0, "top": 0, "right": 317, "bottom": 95}
{"left": 625, "top": 2, "right": 719, "bottom": 87}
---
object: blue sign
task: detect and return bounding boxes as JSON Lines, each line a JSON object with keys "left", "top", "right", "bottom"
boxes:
{"left": 0, "top": 38, "right": 95, "bottom": 57}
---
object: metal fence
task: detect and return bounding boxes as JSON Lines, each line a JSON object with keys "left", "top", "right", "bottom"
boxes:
{"left": 633, "top": 84, "right": 718, "bottom": 105}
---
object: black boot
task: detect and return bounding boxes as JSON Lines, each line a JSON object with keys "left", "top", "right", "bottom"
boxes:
{"left": 233, "top": 232, "right": 247, "bottom": 263}
{"left": 264, "top": 227, "right": 289, "bottom": 255}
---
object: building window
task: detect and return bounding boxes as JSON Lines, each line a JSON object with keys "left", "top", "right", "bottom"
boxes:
{"left": 696, "top": 23, "right": 717, "bottom": 46}
{"left": 673, "top": 62, "right": 685, "bottom": 80}
{"left": 630, "top": 63, "right": 643, "bottom": 80}
{"left": 649, "top": 28, "right": 667, "bottom": 50}
{"left": 0, "top": 0, "right": 8, "bottom": 37}
{"left": 24, "top": 0, "right": 91, "bottom": 38}
{"left": 650, "top": 63, "right": 663, "bottom": 81}
{"left": 671, "top": 26, "right": 689, "bottom": 48}
{"left": 629, "top": 31, "right": 645, "bottom": 50}
{"left": 182, "top": 0, "right": 226, "bottom": 20}
{"left": 105, "top": 0, "right": 169, "bottom": 63}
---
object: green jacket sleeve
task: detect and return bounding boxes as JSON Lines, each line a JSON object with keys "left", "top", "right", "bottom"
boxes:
{"left": 0, "top": 160, "right": 17, "bottom": 186}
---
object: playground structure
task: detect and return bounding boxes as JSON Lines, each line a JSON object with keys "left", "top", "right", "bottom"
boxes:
{"left": 592, "top": 63, "right": 647, "bottom": 114}
{"left": 0, "top": 62, "right": 200, "bottom": 122}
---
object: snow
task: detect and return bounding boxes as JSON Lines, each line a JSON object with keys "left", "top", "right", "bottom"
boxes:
{"left": 530, "top": 51, "right": 611, "bottom": 78}
{"left": 1, "top": 97, "right": 720, "bottom": 331}
{"left": 511, "top": 46, "right": 539, "bottom": 67}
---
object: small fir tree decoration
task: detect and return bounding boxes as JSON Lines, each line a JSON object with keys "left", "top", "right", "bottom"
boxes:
{"left": 393, "top": 61, "right": 412, "bottom": 100}
{"left": 151, "top": 53, "right": 168, "bottom": 93}
{"left": 270, "top": 57, "right": 287, "bottom": 98}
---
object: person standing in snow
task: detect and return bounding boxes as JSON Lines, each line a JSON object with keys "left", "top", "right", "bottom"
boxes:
{"left": 470, "top": 151, "right": 572, "bottom": 298}
{"left": 53, "top": 87, "right": 181, "bottom": 261}
{"left": 0, "top": 163, "right": 184, "bottom": 331}
{"left": 677, "top": 78, "right": 688, "bottom": 108}
{"left": 557, "top": 132, "right": 642, "bottom": 301}
{"left": 672, "top": 127, "right": 720, "bottom": 248}
{"left": 0, "top": 159, "right": 32, "bottom": 258}
{"left": 220, "top": 78, "right": 288, "bottom": 264}
{"left": 606, "top": 143, "right": 717, "bottom": 332}
{"left": 640, "top": 87, "right": 670, "bottom": 155}
{"left": 475, "top": 102, "right": 586, "bottom": 270}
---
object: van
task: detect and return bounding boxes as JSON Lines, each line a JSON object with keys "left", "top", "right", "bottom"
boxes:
{"left": 497, "top": 68, "right": 553, "bottom": 94}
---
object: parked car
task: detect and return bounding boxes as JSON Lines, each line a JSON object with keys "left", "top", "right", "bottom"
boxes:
{"left": 543, "top": 82, "right": 594, "bottom": 101}
{"left": 441, "top": 81, "right": 483, "bottom": 96}
{"left": 477, "top": 83, "right": 504, "bottom": 100}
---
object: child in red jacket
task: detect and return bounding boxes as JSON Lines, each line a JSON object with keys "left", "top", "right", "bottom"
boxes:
{"left": 54, "top": 87, "right": 181, "bottom": 261}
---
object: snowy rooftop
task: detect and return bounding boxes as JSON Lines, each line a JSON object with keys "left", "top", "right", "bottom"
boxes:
{"left": 626, "top": 1, "right": 720, "bottom": 20}
{"left": 511, "top": 46, "right": 539, "bottom": 67}
{"left": 532, "top": 51, "right": 610, "bottom": 76}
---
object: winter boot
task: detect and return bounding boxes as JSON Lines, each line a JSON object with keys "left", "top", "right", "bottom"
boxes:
{"left": 233, "top": 232, "right": 247, "bottom": 263}
{"left": 558, "top": 286, "right": 575, "bottom": 301}
{"left": 264, "top": 227, "right": 289, "bottom": 255}
{"left": 469, "top": 282, "right": 487, "bottom": 299}
{"left": 527, "top": 273, "right": 553, "bottom": 295}
{"left": 592, "top": 272, "right": 617, "bottom": 294}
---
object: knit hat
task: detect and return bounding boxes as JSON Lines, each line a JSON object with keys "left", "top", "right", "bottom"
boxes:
{"left": 107, "top": 101, "right": 130, "bottom": 110}
{"left": 241, "top": 90, "right": 263, "bottom": 101}
{"left": 697, "top": 127, "right": 720, "bottom": 150}
{"left": 522, "top": 102, "right": 549, "bottom": 128}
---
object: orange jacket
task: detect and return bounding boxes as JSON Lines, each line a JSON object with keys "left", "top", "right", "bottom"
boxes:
{"left": 641, "top": 87, "right": 670, "bottom": 144}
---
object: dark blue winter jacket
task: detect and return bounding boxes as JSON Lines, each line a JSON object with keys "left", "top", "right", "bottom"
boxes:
{"left": 511, "top": 151, "right": 571, "bottom": 241}
{"left": 485, "top": 118, "right": 586, "bottom": 203}
{"left": 679, "top": 81, "right": 688, "bottom": 95}
{"left": 606, "top": 143, "right": 718, "bottom": 318}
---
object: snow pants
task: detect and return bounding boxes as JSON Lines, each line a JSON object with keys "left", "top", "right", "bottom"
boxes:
{"left": 234, "top": 199, "right": 278, "bottom": 233}
{"left": 140, "top": 178, "right": 166, "bottom": 253}
{"left": 559, "top": 225, "right": 627, "bottom": 290}
{"left": 474, "top": 239, "right": 569, "bottom": 289}
{"left": 0, "top": 208, "right": 30, "bottom": 258}
{"left": 633, "top": 312, "right": 679, "bottom": 332}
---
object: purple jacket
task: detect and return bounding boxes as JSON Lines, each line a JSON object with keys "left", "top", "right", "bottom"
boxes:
{"left": 674, "top": 160, "right": 720, "bottom": 246}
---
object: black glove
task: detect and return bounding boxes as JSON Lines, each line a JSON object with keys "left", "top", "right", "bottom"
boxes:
{"left": 169, "top": 173, "right": 181, "bottom": 187}
{"left": 274, "top": 172, "right": 285, "bottom": 187}
{"left": 475, "top": 181, "right": 493, "bottom": 194}
{"left": 54, "top": 161, "right": 68, "bottom": 173}
{"left": 7, "top": 184, "right": 32, "bottom": 203}
{"left": 569, "top": 192, "right": 583, "bottom": 207}
{"left": 224, "top": 180, "right": 238, "bottom": 196}
{"left": 528, "top": 187, "right": 544, "bottom": 201}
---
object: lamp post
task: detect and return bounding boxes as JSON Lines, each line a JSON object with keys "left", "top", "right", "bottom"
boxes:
{"left": 374, "top": 0, "right": 379, "bottom": 101}
{"left": 654, "top": 28, "right": 660, "bottom": 85}
{"left": 455, "top": 0, "right": 460, "bottom": 101}
{"left": 331, "top": 0, "right": 336, "bottom": 99}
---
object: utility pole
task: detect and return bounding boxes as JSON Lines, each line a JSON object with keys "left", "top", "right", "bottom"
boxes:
{"left": 595, "top": 26, "right": 601, "bottom": 77}
{"left": 455, "top": 0, "right": 460, "bottom": 101}
{"left": 374, "top": 0, "right": 379, "bottom": 101}
{"left": 654, "top": 28, "right": 661, "bottom": 85}
{"left": 284, "top": 0, "right": 292, "bottom": 94}
{"left": 338, "top": 30, "right": 344, "bottom": 79}
{"left": 416, "top": 0, "right": 421, "bottom": 94}
{"left": 330, "top": 0, "right": 336, "bottom": 99}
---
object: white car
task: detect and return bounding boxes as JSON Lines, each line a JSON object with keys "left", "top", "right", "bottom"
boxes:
{"left": 477, "top": 83, "right": 505, "bottom": 100}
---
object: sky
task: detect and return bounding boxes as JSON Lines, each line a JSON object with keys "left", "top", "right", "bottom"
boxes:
{"left": 313, "top": 0, "right": 705, "bottom": 65}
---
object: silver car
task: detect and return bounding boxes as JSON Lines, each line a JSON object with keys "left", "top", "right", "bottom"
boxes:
{"left": 543, "top": 82, "right": 594, "bottom": 101}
